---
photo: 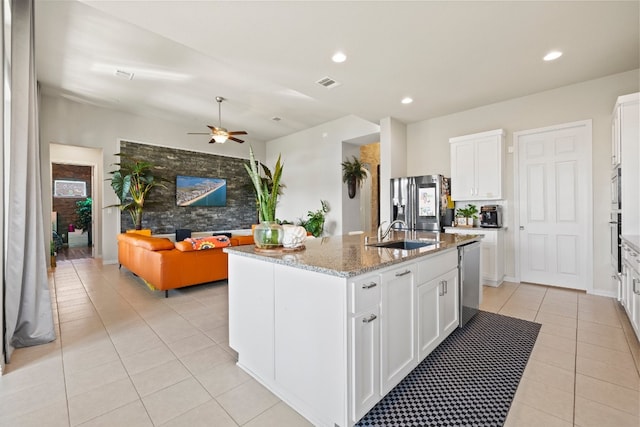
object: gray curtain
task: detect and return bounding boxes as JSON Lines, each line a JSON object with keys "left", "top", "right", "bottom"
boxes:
{"left": 4, "top": 0, "right": 55, "bottom": 362}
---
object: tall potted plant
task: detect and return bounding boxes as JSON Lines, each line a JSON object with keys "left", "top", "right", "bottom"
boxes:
{"left": 107, "top": 153, "right": 166, "bottom": 231}
{"left": 244, "top": 147, "right": 284, "bottom": 248}
{"left": 75, "top": 197, "right": 92, "bottom": 246}
{"left": 341, "top": 156, "right": 368, "bottom": 199}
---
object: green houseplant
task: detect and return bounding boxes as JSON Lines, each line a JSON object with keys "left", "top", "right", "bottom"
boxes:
{"left": 299, "top": 200, "right": 329, "bottom": 237}
{"left": 75, "top": 197, "right": 92, "bottom": 246}
{"left": 456, "top": 204, "right": 478, "bottom": 226}
{"left": 107, "top": 154, "right": 166, "bottom": 230}
{"left": 341, "top": 156, "right": 368, "bottom": 199}
{"left": 244, "top": 147, "right": 285, "bottom": 248}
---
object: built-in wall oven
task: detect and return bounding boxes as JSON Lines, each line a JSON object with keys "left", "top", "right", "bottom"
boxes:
{"left": 610, "top": 211, "right": 622, "bottom": 275}
{"left": 612, "top": 167, "right": 621, "bottom": 211}
{"left": 611, "top": 167, "right": 622, "bottom": 300}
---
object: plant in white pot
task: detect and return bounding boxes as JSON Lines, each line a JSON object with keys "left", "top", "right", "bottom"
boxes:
{"left": 456, "top": 204, "right": 478, "bottom": 227}
{"left": 244, "top": 147, "right": 285, "bottom": 248}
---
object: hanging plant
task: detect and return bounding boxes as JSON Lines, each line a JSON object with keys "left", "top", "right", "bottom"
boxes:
{"left": 341, "top": 156, "right": 368, "bottom": 199}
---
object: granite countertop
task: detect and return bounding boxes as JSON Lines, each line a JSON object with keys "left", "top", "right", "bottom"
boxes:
{"left": 224, "top": 231, "right": 482, "bottom": 278}
{"left": 622, "top": 235, "right": 640, "bottom": 253}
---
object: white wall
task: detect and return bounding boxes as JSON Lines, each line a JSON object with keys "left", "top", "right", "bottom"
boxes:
{"left": 265, "top": 115, "right": 380, "bottom": 236}
{"left": 39, "top": 95, "right": 266, "bottom": 263}
{"left": 379, "top": 117, "right": 408, "bottom": 225}
{"left": 406, "top": 69, "right": 640, "bottom": 295}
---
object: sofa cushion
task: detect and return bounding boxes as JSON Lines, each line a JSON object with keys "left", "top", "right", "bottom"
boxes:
{"left": 130, "top": 236, "right": 175, "bottom": 251}
{"left": 185, "top": 235, "right": 231, "bottom": 250}
{"left": 174, "top": 241, "right": 195, "bottom": 252}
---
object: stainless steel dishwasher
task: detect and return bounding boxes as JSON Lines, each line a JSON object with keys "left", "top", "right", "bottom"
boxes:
{"left": 458, "top": 241, "right": 481, "bottom": 327}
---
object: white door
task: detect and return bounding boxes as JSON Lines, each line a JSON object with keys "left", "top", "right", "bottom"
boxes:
{"left": 516, "top": 121, "right": 592, "bottom": 290}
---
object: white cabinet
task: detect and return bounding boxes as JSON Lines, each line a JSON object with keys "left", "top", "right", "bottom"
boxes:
{"left": 450, "top": 129, "right": 505, "bottom": 201}
{"left": 440, "top": 268, "right": 459, "bottom": 337}
{"left": 445, "top": 227, "right": 504, "bottom": 287}
{"left": 349, "top": 275, "right": 381, "bottom": 421}
{"left": 618, "top": 93, "right": 640, "bottom": 236}
{"left": 351, "top": 308, "right": 380, "bottom": 421}
{"left": 380, "top": 265, "right": 416, "bottom": 394}
{"left": 418, "top": 267, "right": 459, "bottom": 359}
{"left": 622, "top": 239, "right": 640, "bottom": 341}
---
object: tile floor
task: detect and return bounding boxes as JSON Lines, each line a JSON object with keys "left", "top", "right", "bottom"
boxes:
{"left": 0, "top": 259, "right": 638, "bottom": 426}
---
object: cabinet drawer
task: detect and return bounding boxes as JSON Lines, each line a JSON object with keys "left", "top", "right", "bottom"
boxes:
{"left": 416, "top": 250, "right": 458, "bottom": 284}
{"left": 350, "top": 275, "right": 381, "bottom": 313}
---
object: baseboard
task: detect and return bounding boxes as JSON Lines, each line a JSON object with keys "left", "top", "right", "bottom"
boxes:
{"left": 588, "top": 289, "right": 617, "bottom": 298}
{"left": 102, "top": 258, "right": 118, "bottom": 265}
{"left": 504, "top": 276, "right": 518, "bottom": 283}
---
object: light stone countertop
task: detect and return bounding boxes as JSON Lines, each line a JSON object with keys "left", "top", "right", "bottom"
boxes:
{"left": 622, "top": 235, "right": 640, "bottom": 253}
{"left": 224, "top": 231, "right": 482, "bottom": 278}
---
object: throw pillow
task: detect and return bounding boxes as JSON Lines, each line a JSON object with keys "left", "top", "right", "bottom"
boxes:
{"left": 185, "top": 235, "right": 231, "bottom": 250}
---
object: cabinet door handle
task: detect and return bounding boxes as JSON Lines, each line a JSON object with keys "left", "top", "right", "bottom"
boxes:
{"left": 362, "top": 314, "right": 377, "bottom": 323}
{"left": 439, "top": 281, "right": 445, "bottom": 296}
{"left": 443, "top": 280, "right": 448, "bottom": 294}
{"left": 362, "top": 282, "right": 377, "bottom": 289}
{"left": 395, "top": 270, "right": 411, "bottom": 277}
{"left": 633, "top": 279, "right": 640, "bottom": 295}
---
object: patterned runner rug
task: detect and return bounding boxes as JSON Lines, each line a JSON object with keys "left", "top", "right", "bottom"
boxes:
{"left": 356, "top": 311, "right": 541, "bottom": 427}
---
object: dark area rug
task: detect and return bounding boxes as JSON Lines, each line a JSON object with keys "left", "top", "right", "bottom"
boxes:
{"left": 356, "top": 311, "right": 541, "bottom": 427}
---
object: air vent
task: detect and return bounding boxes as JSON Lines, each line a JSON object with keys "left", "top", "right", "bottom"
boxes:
{"left": 316, "top": 76, "right": 341, "bottom": 89}
{"left": 114, "top": 69, "right": 134, "bottom": 80}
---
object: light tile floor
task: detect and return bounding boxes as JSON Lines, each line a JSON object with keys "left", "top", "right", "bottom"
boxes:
{"left": 1, "top": 260, "right": 638, "bottom": 426}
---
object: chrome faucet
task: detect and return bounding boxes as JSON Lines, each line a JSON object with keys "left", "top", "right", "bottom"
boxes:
{"left": 377, "top": 220, "right": 408, "bottom": 241}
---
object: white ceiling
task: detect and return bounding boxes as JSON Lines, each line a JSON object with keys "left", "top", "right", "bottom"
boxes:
{"left": 35, "top": 1, "right": 639, "bottom": 143}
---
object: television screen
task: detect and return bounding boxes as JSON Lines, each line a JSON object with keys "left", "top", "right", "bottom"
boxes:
{"left": 176, "top": 175, "right": 227, "bottom": 207}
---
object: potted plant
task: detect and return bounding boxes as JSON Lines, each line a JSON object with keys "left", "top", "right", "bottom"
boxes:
{"left": 299, "top": 200, "right": 329, "bottom": 237}
{"left": 107, "top": 153, "right": 166, "bottom": 231}
{"left": 75, "top": 197, "right": 92, "bottom": 246}
{"left": 341, "top": 156, "right": 368, "bottom": 199}
{"left": 244, "top": 147, "right": 284, "bottom": 248}
{"left": 456, "top": 204, "right": 478, "bottom": 227}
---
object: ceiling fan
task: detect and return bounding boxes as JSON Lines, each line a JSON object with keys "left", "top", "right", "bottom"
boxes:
{"left": 188, "top": 96, "right": 247, "bottom": 144}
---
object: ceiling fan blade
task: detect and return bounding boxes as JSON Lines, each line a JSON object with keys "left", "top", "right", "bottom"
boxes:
{"left": 228, "top": 131, "right": 248, "bottom": 135}
{"left": 187, "top": 132, "right": 211, "bottom": 135}
{"left": 229, "top": 136, "right": 245, "bottom": 143}
{"left": 206, "top": 125, "right": 218, "bottom": 131}
{"left": 208, "top": 137, "right": 217, "bottom": 144}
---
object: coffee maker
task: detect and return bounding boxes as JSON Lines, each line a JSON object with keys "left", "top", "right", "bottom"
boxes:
{"left": 480, "top": 205, "right": 503, "bottom": 228}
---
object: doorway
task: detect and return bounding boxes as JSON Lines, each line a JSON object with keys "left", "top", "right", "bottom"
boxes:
{"left": 514, "top": 120, "right": 593, "bottom": 291}
{"left": 52, "top": 163, "right": 93, "bottom": 260}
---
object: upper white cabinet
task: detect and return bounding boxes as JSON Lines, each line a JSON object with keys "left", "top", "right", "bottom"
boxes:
{"left": 617, "top": 93, "right": 640, "bottom": 235}
{"left": 450, "top": 129, "right": 505, "bottom": 201}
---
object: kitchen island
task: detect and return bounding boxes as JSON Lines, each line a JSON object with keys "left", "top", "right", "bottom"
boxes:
{"left": 225, "top": 231, "right": 480, "bottom": 427}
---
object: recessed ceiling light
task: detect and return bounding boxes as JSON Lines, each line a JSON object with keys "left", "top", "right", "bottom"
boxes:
{"left": 332, "top": 52, "right": 347, "bottom": 63}
{"left": 543, "top": 51, "right": 563, "bottom": 61}
{"left": 401, "top": 97, "right": 413, "bottom": 104}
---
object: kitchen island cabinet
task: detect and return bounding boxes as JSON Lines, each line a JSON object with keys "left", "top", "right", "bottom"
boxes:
{"left": 226, "top": 232, "right": 479, "bottom": 427}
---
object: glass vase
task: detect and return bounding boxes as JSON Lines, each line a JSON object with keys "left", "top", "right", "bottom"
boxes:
{"left": 253, "top": 221, "right": 284, "bottom": 249}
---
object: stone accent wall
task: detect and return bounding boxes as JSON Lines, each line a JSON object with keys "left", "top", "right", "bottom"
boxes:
{"left": 52, "top": 163, "right": 92, "bottom": 241}
{"left": 360, "top": 142, "right": 380, "bottom": 228}
{"left": 118, "top": 141, "right": 257, "bottom": 234}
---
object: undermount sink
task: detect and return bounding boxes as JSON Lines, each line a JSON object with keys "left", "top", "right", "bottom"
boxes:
{"left": 368, "top": 240, "right": 437, "bottom": 250}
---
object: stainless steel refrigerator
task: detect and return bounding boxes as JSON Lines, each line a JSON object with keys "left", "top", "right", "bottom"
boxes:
{"left": 390, "top": 175, "right": 450, "bottom": 232}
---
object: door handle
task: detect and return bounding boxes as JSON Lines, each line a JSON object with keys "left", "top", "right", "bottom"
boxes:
{"left": 362, "top": 282, "right": 377, "bottom": 289}
{"left": 443, "top": 280, "right": 448, "bottom": 294}
{"left": 519, "top": 226, "right": 525, "bottom": 230}
{"left": 395, "top": 270, "right": 411, "bottom": 277}
{"left": 362, "top": 314, "right": 377, "bottom": 323}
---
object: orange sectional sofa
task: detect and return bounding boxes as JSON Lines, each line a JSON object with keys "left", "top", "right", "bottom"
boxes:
{"left": 117, "top": 232, "right": 254, "bottom": 297}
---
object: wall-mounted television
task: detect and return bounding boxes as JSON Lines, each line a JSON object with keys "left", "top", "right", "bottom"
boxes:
{"left": 176, "top": 175, "right": 227, "bottom": 207}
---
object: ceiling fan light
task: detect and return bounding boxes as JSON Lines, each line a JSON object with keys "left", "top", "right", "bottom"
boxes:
{"left": 213, "top": 134, "right": 228, "bottom": 143}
